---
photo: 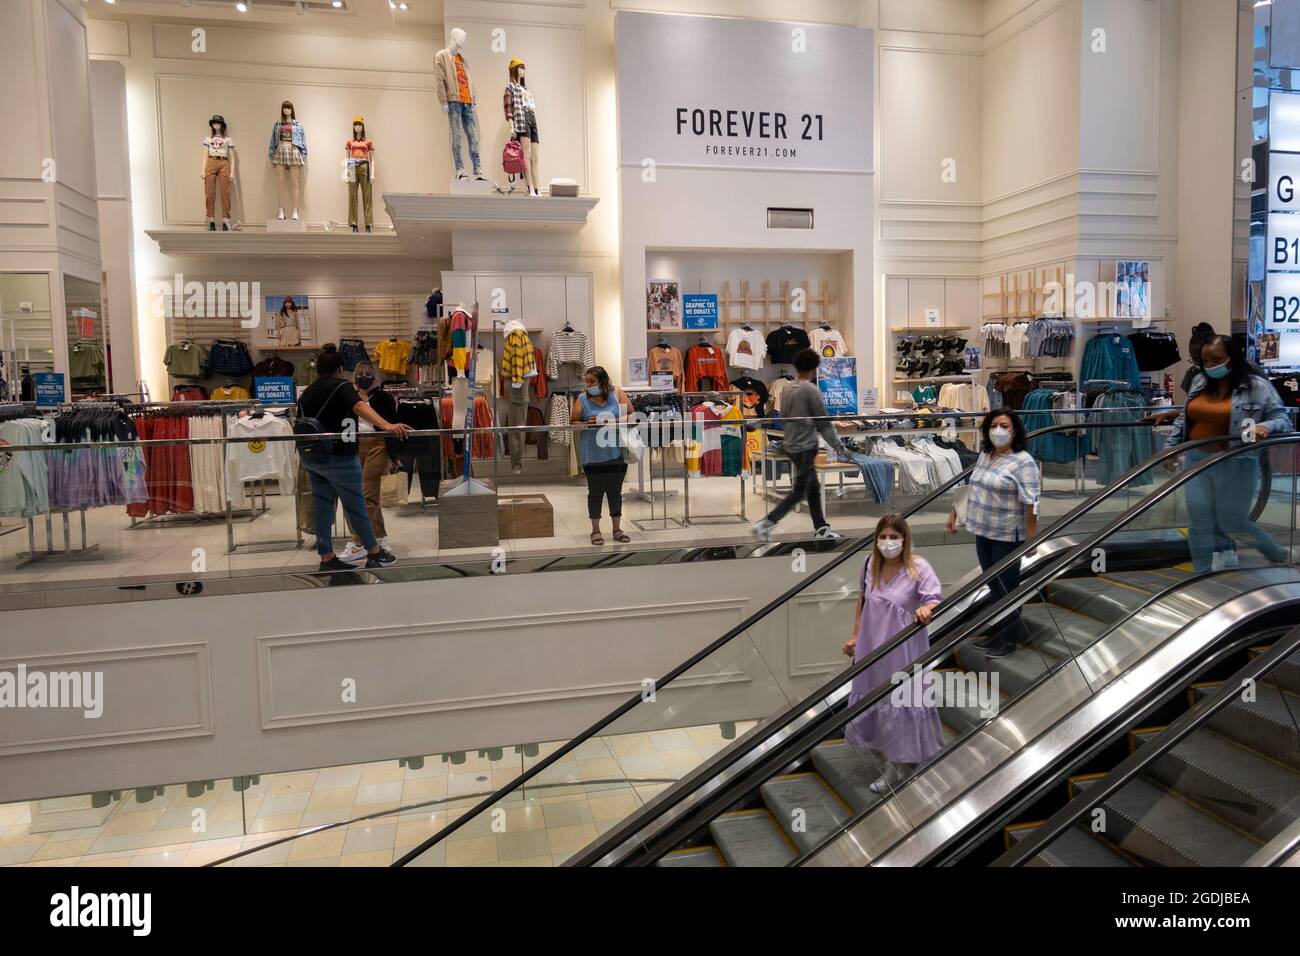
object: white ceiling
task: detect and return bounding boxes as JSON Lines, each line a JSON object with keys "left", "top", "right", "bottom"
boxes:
{"left": 87, "top": 0, "right": 443, "bottom": 37}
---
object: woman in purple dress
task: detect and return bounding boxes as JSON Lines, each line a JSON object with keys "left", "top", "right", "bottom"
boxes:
{"left": 841, "top": 513, "right": 944, "bottom": 793}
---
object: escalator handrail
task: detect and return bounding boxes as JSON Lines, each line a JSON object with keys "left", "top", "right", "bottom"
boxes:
{"left": 991, "top": 620, "right": 1300, "bottom": 867}
{"left": 392, "top": 419, "right": 1167, "bottom": 866}
{"left": 595, "top": 434, "right": 1300, "bottom": 866}
{"left": 570, "top": 433, "right": 1264, "bottom": 866}
{"left": 777, "top": 435, "right": 1300, "bottom": 867}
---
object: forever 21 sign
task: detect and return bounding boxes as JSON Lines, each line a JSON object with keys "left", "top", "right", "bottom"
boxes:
{"left": 615, "top": 12, "right": 873, "bottom": 174}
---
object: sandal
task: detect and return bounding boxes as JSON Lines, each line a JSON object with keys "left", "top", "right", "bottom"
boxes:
{"left": 590, "top": 532, "right": 605, "bottom": 546}
{"left": 612, "top": 531, "right": 631, "bottom": 543}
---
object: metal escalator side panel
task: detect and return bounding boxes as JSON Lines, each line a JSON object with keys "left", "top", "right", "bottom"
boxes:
{"left": 842, "top": 582, "right": 1300, "bottom": 868}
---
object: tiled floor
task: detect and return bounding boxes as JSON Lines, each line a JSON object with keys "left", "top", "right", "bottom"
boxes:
{"left": 1, "top": 722, "right": 757, "bottom": 868}
{"left": 0, "top": 453, "right": 1128, "bottom": 592}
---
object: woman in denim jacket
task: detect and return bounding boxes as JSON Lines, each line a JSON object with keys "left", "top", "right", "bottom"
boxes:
{"left": 1165, "top": 335, "right": 1292, "bottom": 573}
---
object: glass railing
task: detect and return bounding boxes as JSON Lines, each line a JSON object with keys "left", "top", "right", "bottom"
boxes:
{"left": 388, "top": 418, "right": 1213, "bottom": 867}
{"left": 775, "top": 436, "right": 1300, "bottom": 867}
{"left": 0, "top": 406, "right": 1179, "bottom": 600}
{"left": 993, "top": 621, "right": 1300, "bottom": 868}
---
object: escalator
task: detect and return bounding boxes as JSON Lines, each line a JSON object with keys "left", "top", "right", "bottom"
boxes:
{"left": 992, "top": 626, "right": 1300, "bottom": 868}
{"left": 574, "top": 438, "right": 1300, "bottom": 868}
{"left": 394, "top": 430, "right": 1299, "bottom": 868}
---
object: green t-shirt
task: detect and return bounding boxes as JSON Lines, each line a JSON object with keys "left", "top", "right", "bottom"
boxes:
{"left": 164, "top": 343, "right": 208, "bottom": 380}
{"left": 69, "top": 344, "right": 105, "bottom": 382}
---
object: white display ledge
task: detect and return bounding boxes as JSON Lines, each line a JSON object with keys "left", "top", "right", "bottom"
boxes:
{"left": 145, "top": 227, "right": 408, "bottom": 258}
{"left": 382, "top": 192, "right": 599, "bottom": 232}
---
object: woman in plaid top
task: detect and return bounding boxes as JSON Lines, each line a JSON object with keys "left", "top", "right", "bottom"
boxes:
{"left": 947, "top": 409, "right": 1040, "bottom": 658}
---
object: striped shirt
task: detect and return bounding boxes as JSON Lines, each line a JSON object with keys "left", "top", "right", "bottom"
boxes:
{"left": 545, "top": 331, "right": 593, "bottom": 377}
{"left": 965, "top": 450, "right": 1040, "bottom": 542}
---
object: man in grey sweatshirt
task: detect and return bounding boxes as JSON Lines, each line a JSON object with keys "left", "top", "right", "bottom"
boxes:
{"left": 753, "top": 348, "right": 850, "bottom": 542}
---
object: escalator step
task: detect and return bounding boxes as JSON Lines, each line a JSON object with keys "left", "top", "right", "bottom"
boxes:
{"left": 931, "top": 669, "right": 1006, "bottom": 736}
{"left": 760, "top": 773, "right": 853, "bottom": 854}
{"left": 709, "top": 809, "right": 798, "bottom": 867}
{"left": 1195, "top": 683, "right": 1300, "bottom": 772}
{"left": 1020, "top": 604, "right": 1108, "bottom": 662}
{"left": 1132, "top": 728, "right": 1300, "bottom": 842}
{"left": 954, "top": 641, "right": 1052, "bottom": 698}
{"left": 1007, "top": 822, "right": 1133, "bottom": 867}
{"left": 1042, "top": 576, "right": 1152, "bottom": 625}
{"left": 811, "top": 741, "right": 885, "bottom": 814}
{"left": 1099, "top": 777, "right": 1259, "bottom": 866}
{"left": 1267, "top": 653, "right": 1300, "bottom": 698}
{"left": 657, "top": 846, "right": 725, "bottom": 867}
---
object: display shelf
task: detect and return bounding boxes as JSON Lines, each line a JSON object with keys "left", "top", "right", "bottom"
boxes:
{"left": 890, "top": 325, "right": 968, "bottom": 333}
{"left": 146, "top": 227, "right": 405, "bottom": 258}
{"left": 383, "top": 192, "right": 599, "bottom": 233}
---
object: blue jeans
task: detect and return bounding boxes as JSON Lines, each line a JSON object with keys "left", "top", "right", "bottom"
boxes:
{"left": 447, "top": 102, "right": 481, "bottom": 176}
{"left": 975, "top": 535, "right": 1023, "bottom": 650}
{"left": 1183, "top": 449, "right": 1284, "bottom": 573}
{"left": 305, "top": 455, "right": 376, "bottom": 557}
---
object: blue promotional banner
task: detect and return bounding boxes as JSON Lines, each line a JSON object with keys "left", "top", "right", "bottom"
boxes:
{"left": 818, "top": 357, "right": 858, "bottom": 415}
{"left": 253, "top": 376, "right": 295, "bottom": 404}
{"left": 34, "top": 372, "right": 65, "bottom": 407}
{"left": 682, "top": 293, "right": 719, "bottom": 330}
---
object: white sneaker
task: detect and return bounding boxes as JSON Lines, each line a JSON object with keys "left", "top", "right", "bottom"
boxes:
{"left": 1222, "top": 549, "right": 1239, "bottom": 569}
{"left": 814, "top": 526, "right": 844, "bottom": 541}
{"left": 1211, "top": 551, "right": 1225, "bottom": 573}
{"left": 338, "top": 542, "right": 368, "bottom": 564}
{"left": 869, "top": 762, "right": 912, "bottom": 794}
{"left": 751, "top": 519, "right": 775, "bottom": 543}
{"left": 376, "top": 537, "right": 389, "bottom": 550}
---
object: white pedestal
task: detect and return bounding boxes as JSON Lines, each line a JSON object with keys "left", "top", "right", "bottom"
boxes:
{"left": 450, "top": 178, "right": 496, "bottom": 196}
{"left": 266, "top": 217, "right": 307, "bottom": 233}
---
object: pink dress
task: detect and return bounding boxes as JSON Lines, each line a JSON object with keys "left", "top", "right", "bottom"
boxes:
{"left": 844, "top": 556, "right": 946, "bottom": 765}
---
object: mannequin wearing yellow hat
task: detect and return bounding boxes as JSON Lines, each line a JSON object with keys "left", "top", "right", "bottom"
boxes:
{"left": 503, "top": 58, "right": 540, "bottom": 196}
{"left": 344, "top": 115, "right": 376, "bottom": 232}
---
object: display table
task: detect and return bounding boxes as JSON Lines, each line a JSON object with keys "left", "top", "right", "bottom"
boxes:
{"left": 438, "top": 478, "right": 499, "bottom": 548}
{"left": 498, "top": 494, "right": 554, "bottom": 539}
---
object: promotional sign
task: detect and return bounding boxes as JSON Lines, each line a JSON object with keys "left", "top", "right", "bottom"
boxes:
{"left": 34, "top": 372, "right": 65, "bottom": 407}
{"left": 253, "top": 376, "right": 295, "bottom": 404}
{"left": 72, "top": 309, "right": 97, "bottom": 340}
{"left": 627, "top": 357, "right": 650, "bottom": 387}
{"left": 818, "top": 357, "right": 858, "bottom": 416}
{"left": 646, "top": 279, "right": 681, "bottom": 329}
{"left": 259, "top": 294, "right": 313, "bottom": 347}
{"left": 923, "top": 308, "right": 941, "bottom": 327}
{"left": 682, "top": 293, "right": 719, "bottom": 330}
{"left": 615, "top": 11, "right": 873, "bottom": 173}
{"left": 650, "top": 372, "right": 675, "bottom": 391}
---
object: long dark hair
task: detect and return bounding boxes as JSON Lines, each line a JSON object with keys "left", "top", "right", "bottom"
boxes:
{"left": 1204, "top": 334, "right": 1253, "bottom": 392}
{"left": 279, "top": 100, "right": 296, "bottom": 121}
{"left": 316, "top": 343, "right": 343, "bottom": 377}
{"left": 279, "top": 296, "right": 297, "bottom": 318}
{"left": 585, "top": 365, "right": 612, "bottom": 401}
{"left": 980, "top": 408, "right": 1027, "bottom": 454}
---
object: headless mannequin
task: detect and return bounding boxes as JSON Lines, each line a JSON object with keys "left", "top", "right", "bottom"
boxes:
{"left": 504, "top": 60, "right": 540, "bottom": 196}
{"left": 270, "top": 101, "right": 306, "bottom": 220}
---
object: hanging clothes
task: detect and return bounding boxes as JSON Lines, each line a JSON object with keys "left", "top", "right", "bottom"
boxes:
{"left": 1091, "top": 388, "right": 1154, "bottom": 485}
{"left": 1026, "top": 315, "right": 1075, "bottom": 358}
{"left": 225, "top": 413, "right": 296, "bottom": 505}
{"left": 684, "top": 344, "right": 728, "bottom": 393}
{"left": 545, "top": 329, "right": 594, "bottom": 378}
{"left": 48, "top": 404, "right": 147, "bottom": 512}
{"left": 1081, "top": 333, "right": 1141, "bottom": 389}
{"left": 0, "top": 418, "right": 50, "bottom": 517}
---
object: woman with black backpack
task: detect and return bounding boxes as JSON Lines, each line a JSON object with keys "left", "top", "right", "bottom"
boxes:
{"left": 297, "top": 344, "right": 411, "bottom": 571}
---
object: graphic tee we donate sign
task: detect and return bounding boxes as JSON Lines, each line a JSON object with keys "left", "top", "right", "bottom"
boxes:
{"left": 615, "top": 11, "right": 873, "bottom": 173}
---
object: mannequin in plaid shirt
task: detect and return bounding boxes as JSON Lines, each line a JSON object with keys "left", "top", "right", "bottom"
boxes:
{"left": 503, "top": 58, "right": 541, "bottom": 196}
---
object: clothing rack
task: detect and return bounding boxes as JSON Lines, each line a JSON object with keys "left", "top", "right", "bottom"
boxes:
{"left": 680, "top": 389, "right": 747, "bottom": 526}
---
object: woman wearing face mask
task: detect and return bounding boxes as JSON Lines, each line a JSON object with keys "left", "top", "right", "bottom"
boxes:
{"left": 946, "top": 409, "right": 1040, "bottom": 659}
{"left": 842, "top": 514, "right": 943, "bottom": 793}
{"left": 571, "top": 365, "right": 631, "bottom": 546}
{"left": 1165, "top": 334, "right": 1292, "bottom": 573}
{"left": 337, "top": 362, "right": 402, "bottom": 564}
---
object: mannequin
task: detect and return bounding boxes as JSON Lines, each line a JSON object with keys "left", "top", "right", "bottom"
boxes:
{"left": 344, "top": 115, "right": 376, "bottom": 233}
{"left": 267, "top": 100, "right": 307, "bottom": 220}
{"left": 503, "top": 58, "right": 540, "bottom": 196}
{"left": 202, "top": 114, "right": 236, "bottom": 230}
{"left": 434, "top": 28, "right": 485, "bottom": 181}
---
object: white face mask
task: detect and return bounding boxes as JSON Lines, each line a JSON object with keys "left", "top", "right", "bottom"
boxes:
{"left": 877, "top": 539, "right": 904, "bottom": 560}
{"left": 989, "top": 426, "right": 1012, "bottom": 449}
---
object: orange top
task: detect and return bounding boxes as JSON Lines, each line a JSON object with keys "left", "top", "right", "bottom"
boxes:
{"left": 1188, "top": 391, "right": 1232, "bottom": 450}
{"left": 454, "top": 54, "right": 471, "bottom": 103}
{"left": 345, "top": 138, "right": 374, "bottom": 159}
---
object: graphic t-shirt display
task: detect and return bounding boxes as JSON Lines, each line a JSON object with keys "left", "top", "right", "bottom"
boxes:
{"left": 203, "top": 136, "right": 234, "bottom": 158}
{"left": 765, "top": 326, "right": 812, "bottom": 365}
{"left": 726, "top": 327, "right": 767, "bottom": 370}
{"left": 649, "top": 345, "right": 684, "bottom": 387}
{"left": 810, "top": 327, "right": 848, "bottom": 358}
{"left": 685, "top": 343, "right": 728, "bottom": 392}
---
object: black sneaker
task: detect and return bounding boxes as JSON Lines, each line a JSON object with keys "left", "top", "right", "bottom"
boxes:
{"left": 971, "top": 636, "right": 996, "bottom": 650}
{"left": 317, "top": 557, "right": 353, "bottom": 573}
{"left": 365, "top": 548, "right": 398, "bottom": 568}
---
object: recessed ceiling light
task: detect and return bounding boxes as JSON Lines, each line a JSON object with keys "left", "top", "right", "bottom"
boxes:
{"left": 235, "top": 0, "right": 247, "bottom": 11}
{"left": 331, "top": 0, "right": 341, "bottom": 6}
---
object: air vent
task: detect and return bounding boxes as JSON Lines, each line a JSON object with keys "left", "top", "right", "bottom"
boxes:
{"left": 767, "top": 207, "right": 814, "bottom": 230}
